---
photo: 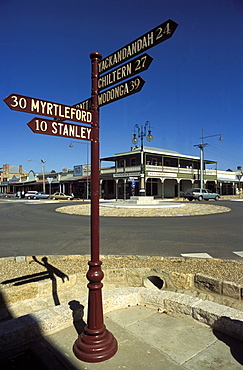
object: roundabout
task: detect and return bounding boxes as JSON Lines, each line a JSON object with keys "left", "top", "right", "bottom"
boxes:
{"left": 56, "top": 201, "right": 231, "bottom": 217}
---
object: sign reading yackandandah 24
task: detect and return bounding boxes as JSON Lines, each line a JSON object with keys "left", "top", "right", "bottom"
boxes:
{"left": 98, "top": 19, "right": 178, "bottom": 74}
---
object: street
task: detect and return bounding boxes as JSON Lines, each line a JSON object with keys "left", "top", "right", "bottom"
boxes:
{"left": 0, "top": 199, "right": 242, "bottom": 260}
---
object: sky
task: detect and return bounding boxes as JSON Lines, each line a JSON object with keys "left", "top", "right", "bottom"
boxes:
{"left": 1, "top": 0, "right": 243, "bottom": 174}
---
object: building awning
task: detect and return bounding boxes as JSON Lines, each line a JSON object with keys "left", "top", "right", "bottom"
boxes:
{"left": 218, "top": 178, "right": 242, "bottom": 183}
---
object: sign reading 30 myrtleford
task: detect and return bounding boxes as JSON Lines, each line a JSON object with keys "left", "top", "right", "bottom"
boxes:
{"left": 4, "top": 93, "right": 93, "bottom": 124}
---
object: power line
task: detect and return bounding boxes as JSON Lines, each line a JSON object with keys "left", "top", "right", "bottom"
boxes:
{"left": 206, "top": 144, "right": 242, "bottom": 164}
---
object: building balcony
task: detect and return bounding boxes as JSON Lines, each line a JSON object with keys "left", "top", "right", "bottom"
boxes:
{"left": 100, "top": 165, "right": 218, "bottom": 179}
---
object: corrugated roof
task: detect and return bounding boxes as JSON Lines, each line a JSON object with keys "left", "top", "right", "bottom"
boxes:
{"left": 101, "top": 146, "right": 216, "bottom": 163}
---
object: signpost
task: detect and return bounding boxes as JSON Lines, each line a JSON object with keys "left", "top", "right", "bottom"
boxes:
{"left": 73, "top": 52, "right": 118, "bottom": 363}
{"left": 4, "top": 93, "right": 93, "bottom": 124}
{"left": 27, "top": 118, "right": 92, "bottom": 141}
{"left": 3, "top": 18, "right": 178, "bottom": 364}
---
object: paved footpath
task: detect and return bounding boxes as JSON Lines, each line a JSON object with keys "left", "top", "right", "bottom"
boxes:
{"left": 1, "top": 286, "right": 243, "bottom": 369}
{"left": 43, "top": 305, "right": 243, "bottom": 370}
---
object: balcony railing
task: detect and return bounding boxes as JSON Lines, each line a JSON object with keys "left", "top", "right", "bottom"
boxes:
{"left": 100, "top": 165, "right": 217, "bottom": 177}
{"left": 100, "top": 166, "right": 141, "bottom": 174}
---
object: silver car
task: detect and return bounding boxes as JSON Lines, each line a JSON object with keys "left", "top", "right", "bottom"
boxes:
{"left": 183, "top": 188, "right": 220, "bottom": 201}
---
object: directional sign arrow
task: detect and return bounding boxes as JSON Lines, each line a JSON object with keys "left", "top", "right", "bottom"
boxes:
{"left": 99, "top": 19, "right": 178, "bottom": 74}
{"left": 98, "top": 53, "right": 153, "bottom": 91}
{"left": 75, "top": 76, "right": 145, "bottom": 109}
{"left": 4, "top": 93, "right": 93, "bottom": 125}
{"left": 27, "top": 118, "right": 93, "bottom": 141}
{"left": 98, "top": 75, "right": 145, "bottom": 107}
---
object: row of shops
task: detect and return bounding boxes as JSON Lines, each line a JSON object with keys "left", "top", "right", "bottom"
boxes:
{"left": 1, "top": 146, "right": 242, "bottom": 199}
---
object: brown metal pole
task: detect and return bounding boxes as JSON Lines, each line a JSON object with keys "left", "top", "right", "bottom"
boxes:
{"left": 73, "top": 52, "right": 118, "bottom": 363}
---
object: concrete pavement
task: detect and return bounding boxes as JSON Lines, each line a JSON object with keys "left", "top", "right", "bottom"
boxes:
{"left": 0, "top": 286, "right": 243, "bottom": 369}
{"left": 44, "top": 305, "right": 243, "bottom": 369}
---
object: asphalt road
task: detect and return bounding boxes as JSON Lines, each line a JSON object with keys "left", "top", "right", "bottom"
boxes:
{"left": 0, "top": 199, "right": 242, "bottom": 260}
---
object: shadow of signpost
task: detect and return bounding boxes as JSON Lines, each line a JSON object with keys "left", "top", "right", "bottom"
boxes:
{"left": 69, "top": 300, "right": 86, "bottom": 335}
{"left": 30, "top": 256, "right": 69, "bottom": 306}
{"left": 1, "top": 256, "right": 69, "bottom": 307}
{"left": 1, "top": 271, "right": 50, "bottom": 286}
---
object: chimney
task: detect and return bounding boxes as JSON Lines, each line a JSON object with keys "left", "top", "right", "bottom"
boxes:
{"left": 19, "top": 165, "right": 23, "bottom": 175}
{"left": 3, "top": 164, "right": 9, "bottom": 176}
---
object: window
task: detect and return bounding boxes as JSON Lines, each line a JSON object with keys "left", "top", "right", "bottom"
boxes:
{"left": 164, "top": 157, "right": 178, "bottom": 167}
{"left": 130, "top": 158, "right": 136, "bottom": 166}
{"left": 119, "top": 160, "right": 124, "bottom": 167}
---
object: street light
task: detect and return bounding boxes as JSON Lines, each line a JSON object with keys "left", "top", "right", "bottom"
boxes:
{"left": 28, "top": 158, "right": 46, "bottom": 193}
{"left": 69, "top": 141, "right": 90, "bottom": 200}
{"left": 131, "top": 121, "right": 153, "bottom": 196}
{"left": 194, "top": 128, "right": 223, "bottom": 189}
{"left": 132, "top": 120, "right": 153, "bottom": 150}
{"left": 236, "top": 166, "right": 242, "bottom": 198}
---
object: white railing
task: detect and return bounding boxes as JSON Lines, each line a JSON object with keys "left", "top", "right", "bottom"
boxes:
{"left": 100, "top": 166, "right": 219, "bottom": 177}
{"left": 162, "top": 166, "right": 178, "bottom": 173}
{"left": 100, "top": 167, "right": 115, "bottom": 174}
{"left": 205, "top": 169, "right": 217, "bottom": 176}
{"left": 100, "top": 165, "right": 141, "bottom": 175}
{"left": 178, "top": 167, "right": 193, "bottom": 174}
{"left": 125, "top": 166, "right": 141, "bottom": 172}
{"left": 146, "top": 165, "right": 163, "bottom": 171}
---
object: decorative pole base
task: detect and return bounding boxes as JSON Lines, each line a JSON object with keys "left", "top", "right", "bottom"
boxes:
{"left": 73, "top": 326, "right": 118, "bottom": 363}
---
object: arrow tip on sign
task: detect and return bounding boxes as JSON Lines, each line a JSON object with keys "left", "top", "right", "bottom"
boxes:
{"left": 3, "top": 95, "right": 10, "bottom": 106}
{"left": 26, "top": 118, "right": 35, "bottom": 133}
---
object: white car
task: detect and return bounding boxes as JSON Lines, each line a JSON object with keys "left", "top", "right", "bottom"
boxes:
{"left": 183, "top": 188, "right": 220, "bottom": 201}
{"left": 25, "top": 191, "right": 39, "bottom": 199}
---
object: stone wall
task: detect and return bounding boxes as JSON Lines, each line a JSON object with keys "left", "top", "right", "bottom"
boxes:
{"left": 1, "top": 260, "right": 242, "bottom": 310}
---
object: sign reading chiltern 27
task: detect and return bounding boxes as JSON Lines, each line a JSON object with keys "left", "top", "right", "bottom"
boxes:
{"left": 98, "top": 53, "right": 153, "bottom": 91}
{"left": 99, "top": 19, "right": 178, "bottom": 74}
{"left": 4, "top": 94, "right": 93, "bottom": 124}
{"left": 27, "top": 118, "right": 92, "bottom": 141}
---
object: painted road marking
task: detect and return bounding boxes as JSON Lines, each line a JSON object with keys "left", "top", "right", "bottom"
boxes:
{"left": 233, "top": 251, "right": 243, "bottom": 257}
{"left": 181, "top": 253, "right": 213, "bottom": 259}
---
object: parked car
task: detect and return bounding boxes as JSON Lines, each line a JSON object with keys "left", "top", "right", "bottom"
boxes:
{"left": 30, "top": 192, "right": 50, "bottom": 199}
{"left": 25, "top": 191, "right": 49, "bottom": 199}
{"left": 2, "top": 192, "right": 16, "bottom": 198}
{"left": 183, "top": 188, "right": 220, "bottom": 201}
{"left": 24, "top": 191, "right": 39, "bottom": 199}
{"left": 34, "top": 192, "right": 50, "bottom": 199}
{"left": 50, "top": 192, "right": 74, "bottom": 200}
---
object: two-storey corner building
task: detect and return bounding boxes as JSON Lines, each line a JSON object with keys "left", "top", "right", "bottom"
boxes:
{"left": 100, "top": 146, "right": 218, "bottom": 199}
{"left": 0, "top": 164, "right": 28, "bottom": 193}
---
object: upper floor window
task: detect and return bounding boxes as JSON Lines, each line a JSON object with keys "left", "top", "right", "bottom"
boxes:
{"left": 130, "top": 158, "right": 136, "bottom": 166}
{"left": 164, "top": 157, "right": 178, "bottom": 167}
{"left": 119, "top": 160, "right": 124, "bottom": 167}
